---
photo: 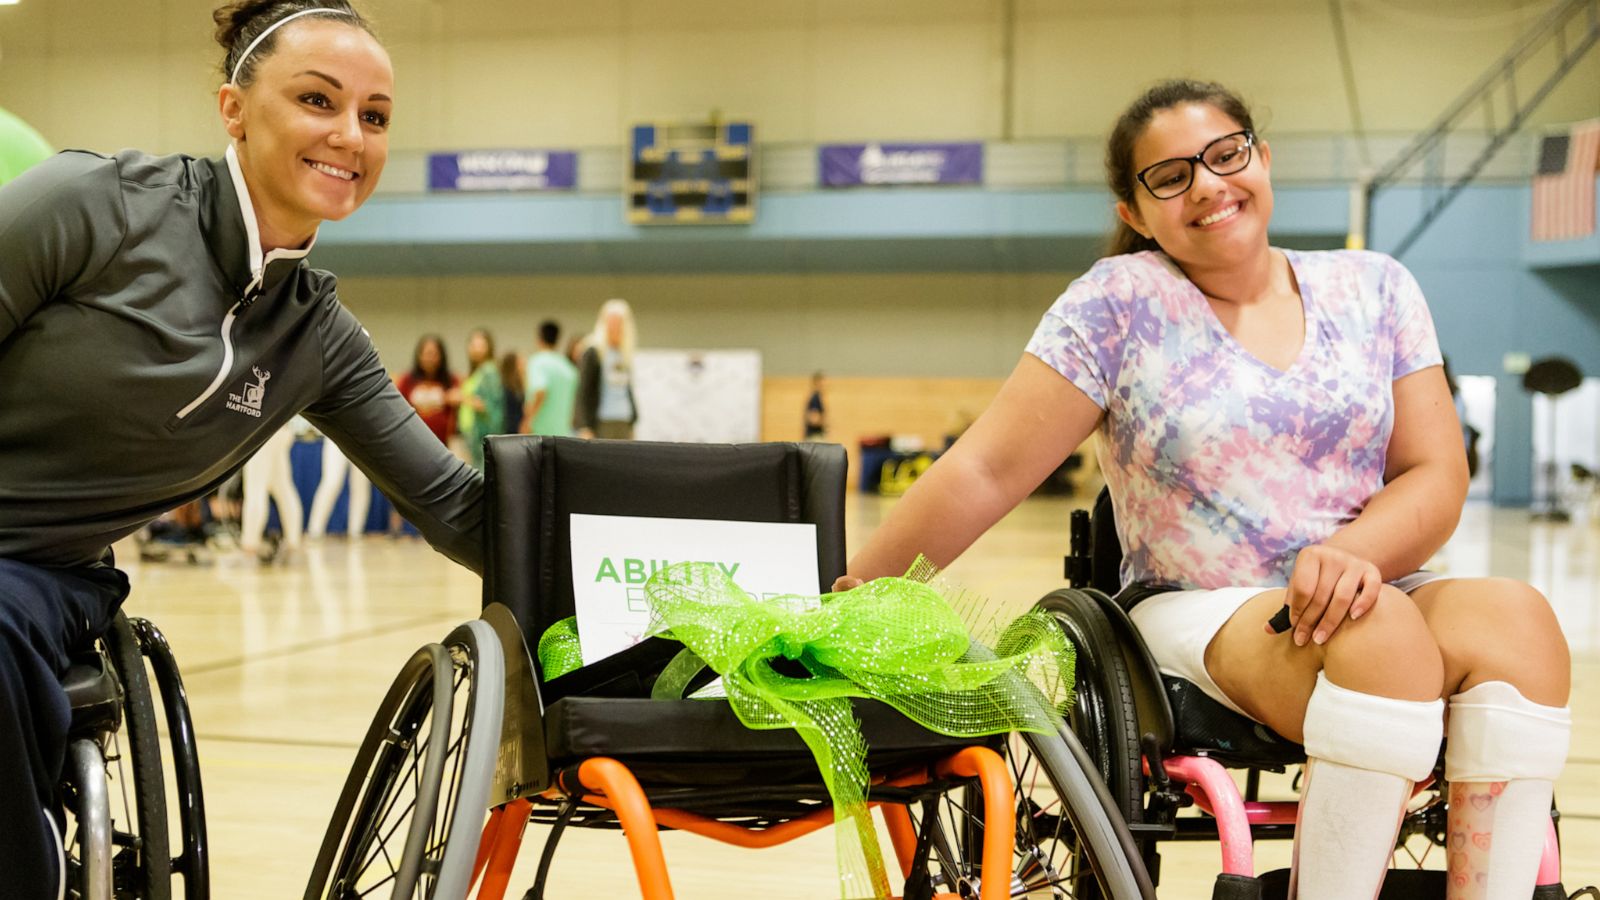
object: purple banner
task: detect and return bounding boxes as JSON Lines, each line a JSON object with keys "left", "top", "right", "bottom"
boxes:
{"left": 428, "top": 150, "right": 577, "bottom": 192}
{"left": 819, "top": 142, "right": 983, "bottom": 187}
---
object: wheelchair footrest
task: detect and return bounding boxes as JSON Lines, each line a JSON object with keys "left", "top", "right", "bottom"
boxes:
{"left": 1213, "top": 873, "right": 1263, "bottom": 900}
{"left": 1255, "top": 868, "right": 1451, "bottom": 900}
{"left": 1125, "top": 821, "right": 1175, "bottom": 842}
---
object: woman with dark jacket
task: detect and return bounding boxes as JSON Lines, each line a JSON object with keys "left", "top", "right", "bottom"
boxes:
{"left": 0, "top": 3, "right": 482, "bottom": 892}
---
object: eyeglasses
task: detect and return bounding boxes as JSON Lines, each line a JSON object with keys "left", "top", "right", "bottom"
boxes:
{"left": 1135, "top": 130, "right": 1255, "bottom": 200}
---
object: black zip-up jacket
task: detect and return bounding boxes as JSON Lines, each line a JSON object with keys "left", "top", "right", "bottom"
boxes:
{"left": 0, "top": 148, "right": 483, "bottom": 571}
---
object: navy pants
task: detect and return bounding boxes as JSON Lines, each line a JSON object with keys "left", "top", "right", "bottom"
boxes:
{"left": 0, "top": 558, "right": 128, "bottom": 899}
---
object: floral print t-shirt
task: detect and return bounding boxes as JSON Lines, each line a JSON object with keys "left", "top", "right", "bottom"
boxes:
{"left": 1025, "top": 249, "right": 1442, "bottom": 590}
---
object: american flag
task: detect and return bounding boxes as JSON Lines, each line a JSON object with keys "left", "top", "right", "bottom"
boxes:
{"left": 1531, "top": 119, "right": 1600, "bottom": 242}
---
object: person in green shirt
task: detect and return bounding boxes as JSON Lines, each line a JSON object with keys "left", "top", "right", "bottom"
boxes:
{"left": 524, "top": 319, "right": 579, "bottom": 436}
{"left": 457, "top": 327, "right": 503, "bottom": 468}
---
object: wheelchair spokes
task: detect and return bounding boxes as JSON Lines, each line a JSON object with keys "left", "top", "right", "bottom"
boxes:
{"left": 903, "top": 733, "right": 1117, "bottom": 898}
{"left": 329, "top": 645, "right": 458, "bottom": 898}
{"left": 309, "top": 620, "right": 502, "bottom": 900}
{"left": 1395, "top": 789, "right": 1448, "bottom": 871}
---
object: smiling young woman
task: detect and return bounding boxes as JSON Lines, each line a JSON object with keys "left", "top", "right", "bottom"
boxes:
{"left": 841, "top": 79, "right": 1570, "bottom": 899}
{"left": 0, "top": 4, "right": 484, "bottom": 895}
{"left": 216, "top": 1, "right": 393, "bottom": 246}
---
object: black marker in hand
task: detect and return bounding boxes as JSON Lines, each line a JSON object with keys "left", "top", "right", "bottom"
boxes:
{"left": 1267, "top": 604, "right": 1293, "bottom": 635}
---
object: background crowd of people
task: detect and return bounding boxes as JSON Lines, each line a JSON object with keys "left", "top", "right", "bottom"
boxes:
{"left": 139, "top": 298, "right": 643, "bottom": 563}
{"left": 395, "top": 297, "right": 639, "bottom": 462}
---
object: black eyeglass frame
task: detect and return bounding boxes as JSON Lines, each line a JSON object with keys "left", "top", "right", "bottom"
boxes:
{"left": 1134, "top": 130, "right": 1256, "bottom": 200}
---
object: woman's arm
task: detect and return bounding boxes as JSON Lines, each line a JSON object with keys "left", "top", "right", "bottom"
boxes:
{"left": 845, "top": 354, "right": 1104, "bottom": 582}
{"left": 307, "top": 302, "right": 484, "bottom": 572}
{"left": 0, "top": 152, "right": 125, "bottom": 344}
{"left": 1280, "top": 364, "right": 1469, "bottom": 644}
{"left": 1324, "top": 364, "right": 1469, "bottom": 577}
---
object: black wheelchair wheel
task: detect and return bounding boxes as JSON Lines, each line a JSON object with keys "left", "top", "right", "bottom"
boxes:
{"left": 1033, "top": 590, "right": 1145, "bottom": 828}
{"left": 305, "top": 620, "right": 503, "bottom": 900}
{"left": 128, "top": 618, "right": 209, "bottom": 899}
{"left": 101, "top": 611, "right": 174, "bottom": 900}
{"left": 903, "top": 683, "right": 1154, "bottom": 899}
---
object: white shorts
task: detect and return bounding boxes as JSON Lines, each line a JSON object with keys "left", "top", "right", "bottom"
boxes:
{"left": 1125, "top": 571, "right": 1449, "bottom": 718}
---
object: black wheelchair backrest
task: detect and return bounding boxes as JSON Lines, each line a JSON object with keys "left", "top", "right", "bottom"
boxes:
{"left": 1091, "top": 486, "right": 1123, "bottom": 596}
{"left": 482, "top": 436, "right": 848, "bottom": 661}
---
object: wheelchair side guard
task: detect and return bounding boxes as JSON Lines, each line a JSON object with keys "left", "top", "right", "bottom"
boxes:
{"left": 482, "top": 603, "right": 551, "bottom": 802}
{"left": 63, "top": 650, "right": 122, "bottom": 738}
{"left": 1083, "top": 588, "right": 1177, "bottom": 755}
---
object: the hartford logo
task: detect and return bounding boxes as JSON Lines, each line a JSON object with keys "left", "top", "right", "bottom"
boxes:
{"left": 226, "top": 367, "right": 270, "bottom": 418}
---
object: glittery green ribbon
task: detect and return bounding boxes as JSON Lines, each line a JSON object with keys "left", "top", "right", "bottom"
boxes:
{"left": 534, "top": 561, "right": 1074, "bottom": 899}
{"left": 537, "top": 616, "right": 584, "bottom": 680}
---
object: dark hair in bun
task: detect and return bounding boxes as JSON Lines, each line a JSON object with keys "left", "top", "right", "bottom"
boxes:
{"left": 213, "top": 1, "right": 373, "bottom": 87}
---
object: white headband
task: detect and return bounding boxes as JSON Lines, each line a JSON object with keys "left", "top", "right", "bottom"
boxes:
{"left": 229, "top": 7, "right": 352, "bottom": 86}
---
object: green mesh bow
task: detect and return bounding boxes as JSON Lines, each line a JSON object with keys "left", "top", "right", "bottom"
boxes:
{"left": 650, "top": 560, "right": 1075, "bottom": 899}
{"left": 538, "top": 616, "right": 584, "bottom": 680}
{"left": 533, "top": 562, "right": 1074, "bottom": 899}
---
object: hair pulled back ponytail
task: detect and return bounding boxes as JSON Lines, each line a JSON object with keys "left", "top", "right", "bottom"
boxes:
{"left": 212, "top": 0, "right": 371, "bottom": 86}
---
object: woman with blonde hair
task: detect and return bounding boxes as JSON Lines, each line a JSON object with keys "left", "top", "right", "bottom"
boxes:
{"left": 575, "top": 298, "right": 639, "bottom": 439}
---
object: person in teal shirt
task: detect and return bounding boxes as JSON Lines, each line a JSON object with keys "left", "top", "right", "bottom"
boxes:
{"left": 458, "top": 327, "right": 503, "bottom": 468}
{"left": 524, "top": 320, "right": 579, "bottom": 436}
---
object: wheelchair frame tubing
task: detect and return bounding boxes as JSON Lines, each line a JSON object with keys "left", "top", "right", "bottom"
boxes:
{"left": 132, "top": 617, "right": 210, "bottom": 898}
{"left": 70, "top": 737, "right": 114, "bottom": 900}
{"left": 486, "top": 748, "right": 1029, "bottom": 900}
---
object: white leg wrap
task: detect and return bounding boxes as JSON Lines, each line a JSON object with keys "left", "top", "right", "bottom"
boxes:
{"left": 1445, "top": 680, "right": 1570, "bottom": 783}
{"left": 1302, "top": 671, "right": 1444, "bottom": 782}
{"left": 1290, "top": 758, "right": 1411, "bottom": 900}
{"left": 1290, "top": 673, "right": 1446, "bottom": 900}
{"left": 1445, "top": 681, "right": 1570, "bottom": 900}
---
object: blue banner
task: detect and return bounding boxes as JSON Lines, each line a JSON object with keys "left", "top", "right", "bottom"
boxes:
{"left": 819, "top": 142, "right": 983, "bottom": 187}
{"left": 428, "top": 150, "right": 577, "bottom": 192}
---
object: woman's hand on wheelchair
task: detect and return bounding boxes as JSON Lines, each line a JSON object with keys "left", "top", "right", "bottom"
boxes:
{"left": 1277, "top": 544, "right": 1382, "bottom": 647}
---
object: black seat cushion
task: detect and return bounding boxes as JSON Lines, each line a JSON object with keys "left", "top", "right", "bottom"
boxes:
{"left": 63, "top": 652, "right": 121, "bottom": 737}
{"left": 1164, "top": 676, "right": 1304, "bottom": 769}
{"left": 546, "top": 696, "right": 988, "bottom": 787}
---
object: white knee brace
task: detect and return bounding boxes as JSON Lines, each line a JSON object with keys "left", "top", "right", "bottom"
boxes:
{"left": 1445, "top": 680, "right": 1570, "bottom": 783}
{"left": 1292, "top": 674, "right": 1445, "bottom": 899}
{"left": 1302, "top": 672, "right": 1444, "bottom": 781}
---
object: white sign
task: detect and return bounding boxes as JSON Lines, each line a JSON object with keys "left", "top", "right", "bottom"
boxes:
{"left": 632, "top": 349, "right": 762, "bottom": 444}
{"left": 569, "top": 513, "right": 820, "bottom": 665}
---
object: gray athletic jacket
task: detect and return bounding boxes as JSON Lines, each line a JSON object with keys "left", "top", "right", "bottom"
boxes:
{"left": 0, "top": 148, "right": 483, "bottom": 571}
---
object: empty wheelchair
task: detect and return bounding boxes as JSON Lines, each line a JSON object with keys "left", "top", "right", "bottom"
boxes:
{"left": 61, "top": 610, "right": 209, "bottom": 899}
{"left": 308, "top": 437, "right": 1156, "bottom": 899}
{"left": 1041, "top": 488, "right": 1590, "bottom": 899}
